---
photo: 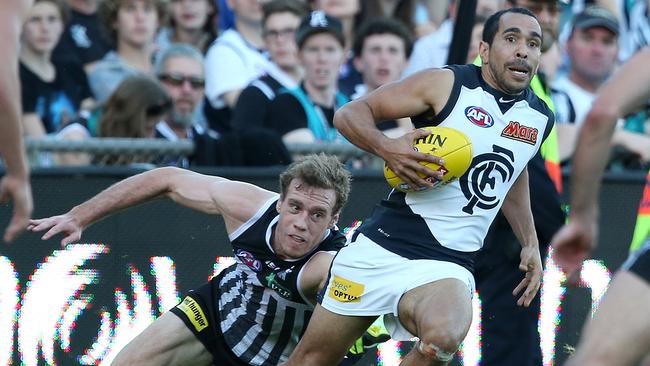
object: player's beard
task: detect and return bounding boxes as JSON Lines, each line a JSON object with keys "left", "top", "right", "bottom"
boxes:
{"left": 489, "top": 61, "right": 529, "bottom": 95}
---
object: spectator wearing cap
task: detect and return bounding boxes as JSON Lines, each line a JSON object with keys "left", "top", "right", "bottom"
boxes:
{"left": 267, "top": 10, "right": 349, "bottom": 144}
{"left": 553, "top": 6, "right": 650, "bottom": 163}
{"left": 553, "top": 6, "right": 619, "bottom": 127}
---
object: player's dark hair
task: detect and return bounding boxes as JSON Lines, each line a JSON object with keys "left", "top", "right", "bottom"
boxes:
{"left": 279, "top": 153, "right": 352, "bottom": 214}
{"left": 352, "top": 18, "right": 414, "bottom": 59}
{"left": 482, "top": 7, "right": 538, "bottom": 45}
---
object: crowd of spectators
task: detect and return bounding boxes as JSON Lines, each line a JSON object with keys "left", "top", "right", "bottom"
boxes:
{"left": 17, "top": 0, "right": 650, "bottom": 169}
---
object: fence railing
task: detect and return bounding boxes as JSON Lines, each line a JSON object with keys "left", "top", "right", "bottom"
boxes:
{"left": 23, "top": 137, "right": 382, "bottom": 168}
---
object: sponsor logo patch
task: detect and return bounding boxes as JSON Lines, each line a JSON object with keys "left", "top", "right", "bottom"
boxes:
{"left": 501, "top": 121, "right": 538, "bottom": 145}
{"left": 236, "top": 249, "right": 262, "bottom": 272}
{"left": 465, "top": 106, "right": 494, "bottom": 128}
{"left": 328, "top": 275, "right": 364, "bottom": 303}
{"left": 177, "top": 297, "right": 208, "bottom": 332}
{"left": 265, "top": 272, "right": 292, "bottom": 299}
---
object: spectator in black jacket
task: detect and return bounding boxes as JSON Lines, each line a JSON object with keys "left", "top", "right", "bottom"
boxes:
{"left": 52, "top": 0, "right": 112, "bottom": 73}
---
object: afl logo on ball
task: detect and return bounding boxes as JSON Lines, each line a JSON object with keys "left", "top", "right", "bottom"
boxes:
{"left": 465, "top": 106, "right": 494, "bottom": 128}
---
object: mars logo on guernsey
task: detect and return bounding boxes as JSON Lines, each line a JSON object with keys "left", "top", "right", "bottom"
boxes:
{"left": 328, "top": 275, "right": 364, "bottom": 303}
{"left": 460, "top": 145, "right": 515, "bottom": 214}
{"left": 465, "top": 106, "right": 494, "bottom": 128}
{"left": 501, "top": 121, "right": 538, "bottom": 145}
{"left": 177, "top": 297, "right": 208, "bottom": 332}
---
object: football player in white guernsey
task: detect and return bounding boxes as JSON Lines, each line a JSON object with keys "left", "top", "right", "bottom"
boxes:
{"left": 28, "top": 154, "right": 352, "bottom": 366}
{"left": 552, "top": 47, "right": 650, "bottom": 366}
{"left": 282, "top": 8, "right": 552, "bottom": 366}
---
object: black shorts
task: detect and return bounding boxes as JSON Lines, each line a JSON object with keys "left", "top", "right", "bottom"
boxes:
{"left": 622, "top": 235, "right": 650, "bottom": 283}
{"left": 169, "top": 275, "right": 249, "bottom": 366}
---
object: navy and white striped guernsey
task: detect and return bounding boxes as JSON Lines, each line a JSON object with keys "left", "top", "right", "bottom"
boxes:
{"left": 357, "top": 64, "right": 555, "bottom": 273}
{"left": 218, "top": 196, "right": 345, "bottom": 366}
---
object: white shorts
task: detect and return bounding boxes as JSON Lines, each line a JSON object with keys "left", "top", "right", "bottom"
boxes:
{"left": 321, "top": 233, "right": 475, "bottom": 340}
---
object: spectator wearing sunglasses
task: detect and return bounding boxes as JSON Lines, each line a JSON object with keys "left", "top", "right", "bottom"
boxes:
{"left": 231, "top": 0, "right": 308, "bottom": 133}
{"left": 155, "top": 43, "right": 292, "bottom": 167}
{"left": 154, "top": 43, "right": 214, "bottom": 167}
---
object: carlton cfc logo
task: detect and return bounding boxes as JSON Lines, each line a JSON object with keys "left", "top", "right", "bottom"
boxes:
{"left": 465, "top": 106, "right": 494, "bottom": 128}
{"left": 460, "top": 145, "right": 515, "bottom": 214}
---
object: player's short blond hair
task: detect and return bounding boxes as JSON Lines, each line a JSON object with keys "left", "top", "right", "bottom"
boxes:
{"left": 279, "top": 153, "right": 352, "bottom": 215}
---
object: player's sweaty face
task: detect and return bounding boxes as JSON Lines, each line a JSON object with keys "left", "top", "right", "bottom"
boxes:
{"left": 275, "top": 179, "right": 338, "bottom": 259}
{"left": 486, "top": 12, "right": 542, "bottom": 94}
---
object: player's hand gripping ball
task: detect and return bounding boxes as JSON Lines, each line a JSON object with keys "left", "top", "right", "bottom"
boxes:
{"left": 384, "top": 126, "right": 473, "bottom": 192}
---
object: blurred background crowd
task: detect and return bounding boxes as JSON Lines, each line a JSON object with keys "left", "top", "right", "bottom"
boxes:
{"left": 12, "top": 0, "right": 650, "bottom": 170}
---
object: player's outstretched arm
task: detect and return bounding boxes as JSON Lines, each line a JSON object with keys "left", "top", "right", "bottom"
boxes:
{"left": 552, "top": 46, "right": 650, "bottom": 275}
{"left": 333, "top": 69, "right": 453, "bottom": 191}
{"left": 28, "top": 167, "right": 275, "bottom": 245}
{"left": 501, "top": 168, "right": 542, "bottom": 307}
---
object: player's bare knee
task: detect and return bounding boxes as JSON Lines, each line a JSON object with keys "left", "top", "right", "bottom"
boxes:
{"left": 416, "top": 327, "right": 465, "bottom": 363}
{"left": 419, "top": 321, "right": 466, "bottom": 355}
{"left": 415, "top": 339, "right": 457, "bottom": 363}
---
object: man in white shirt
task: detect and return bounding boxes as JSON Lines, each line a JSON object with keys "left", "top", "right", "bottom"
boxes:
{"left": 204, "top": 0, "right": 299, "bottom": 133}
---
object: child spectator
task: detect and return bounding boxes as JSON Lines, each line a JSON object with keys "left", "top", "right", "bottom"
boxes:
{"left": 89, "top": 0, "right": 166, "bottom": 104}
{"left": 310, "top": 0, "right": 362, "bottom": 95}
{"left": 19, "top": 0, "right": 93, "bottom": 166}
{"left": 350, "top": 18, "right": 414, "bottom": 138}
